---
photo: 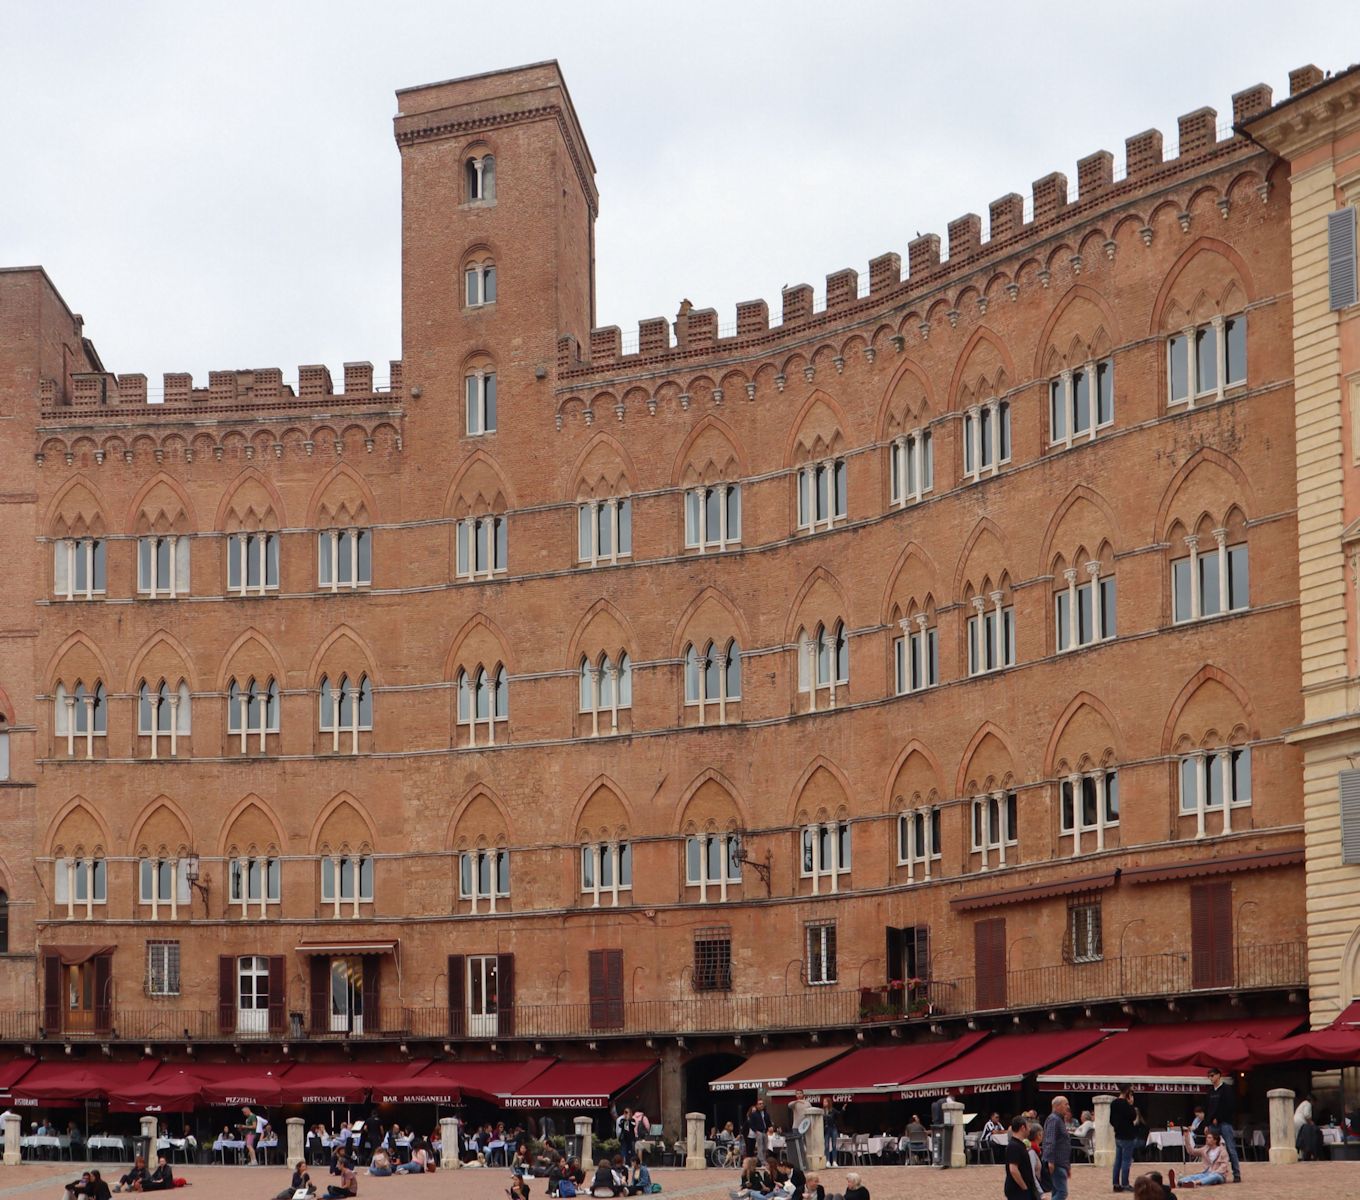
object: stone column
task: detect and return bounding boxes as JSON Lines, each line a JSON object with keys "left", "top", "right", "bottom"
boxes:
{"left": 1268, "top": 1088, "right": 1299, "bottom": 1164}
{"left": 575, "top": 1115, "right": 594, "bottom": 1171}
{"left": 804, "top": 1105, "right": 826, "bottom": 1171}
{"left": 440, "top": 1117, "right": 461, "bottom": 1169}
{"left": 140, "top": 1115, "right": 159, "bottom": 1157}
{"left": 287, "top": 1117, "right": 305, "bottom": 1167}
{"left": 942, "top": 1100, "right": 966, "bottom": 1169}
{"left": 685, "top": 1112, "right": 706, "bottom": 1170}
{"left": 2, "top": 1111, "right": 20, "bottom": 1166}
{"left": 1093, "top": 1095, "right": 1115, "bottom": 1168}
{"left": 659, "top": 1044, "right": 684, "bottom": 1152}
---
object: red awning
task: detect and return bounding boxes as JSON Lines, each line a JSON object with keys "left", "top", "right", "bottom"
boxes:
{"left": 1036, "top": 1016, "right": 1303, "bottom": 1093}
{"left": 498, "top": 1059, "right": 655, "bottom": 1109}
{"left": 0, "top": 1058, "right": 37, "bottom": 1096}
{"left": 897, "top": 1029, "right": 1109, "bottom": 1098}
{"left": 198, "top": 1064, "right": 294, "bottom": 1107}
{"left": 1333, "top": 1001, "right": 1360, "bottom": 1027}
{"left": 274, "top": 1061, "right": 428, "bottom": 1105}
{"left": 11, "top": 1058, "right": 158, "bottom": 1105}
{"left": 767, "top": 1032, "right": 989, "bottom": 1101}
{"left": 107, "top": 1066, "right": 211, "bottom": 1114}
{"left": 1251, "top": 1003, "right": 1360, "bottom": 1065}
{"left": 374, "top": 1058, "right": 553, "bottom": 1105}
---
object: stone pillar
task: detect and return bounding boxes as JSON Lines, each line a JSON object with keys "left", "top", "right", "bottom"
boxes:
{"left": 1093, "top": 1094, "right": 1115, "bottom": 1168}
{"left": 942, "top": 1100, "right": 966, "bottom": 1169}
{"left": 140, "top": 1115, "right": 159, "bottom": 1150}
{"left": 659, "top": 1044, "right": 684, "bottom": 1152}
{"left": 685, "top": 1112, "right": 705, "bottom": 1170}
{"left": 287, "top": 1117, "right": 305, "bottom": 1167}
{"left": 3, "top": 1111, "right": 20, "bottom": 1165}
{"left": 804, "top": 1105, "right": 826, "bottom": 1170}
{"left": 1268, "top": 1088, "right": 1299, "bottom": 1164}
{"left": 440, "top": 1117, "right": 461, "bottom": 1169}
{"left": 575, "top": 1115, "right": 594, "bottom": 1170}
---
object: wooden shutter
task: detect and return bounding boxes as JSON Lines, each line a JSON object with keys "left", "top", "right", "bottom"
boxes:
{"left": 912, "top": 925, "right": 931, "bottom": 981}
{"left": 447, "top": 954, "right": 465, "bottom": 1038}
{"left": 361, "top": 958, "right": 380, "bottom": 1034}
{"left": 885, "top": 927, "right": 903, "bottom": 985}
{"left": 1330, "top": 206, "right": 1359, "bottom": 311}
{"left": 974, "top": 918, "right": 1007, "bottom": 1010}
{"left": 218, "top": 956, "right": 236, "bottom": 1033}
{"left": 1340, "top": 770, "right": 1360, "bottom": 865}
{"left": 589, "top": 949, "right": 624, "bottom": 1031}
{"left": 43, "top": 953, "right": 62, "bottom": 1033}
{"left": 496, "top": 952, "right": 515, "bottom": 1037}
{"left": 93, "top": 953, "right": 113, "bottom": 1034}
{"left": 308, "top": 956, "right": 329, "bottom": 1034}
{"left": 267, "top": 956, "right": 286, "bottom": 1034}
{"left": 1191, "top": 881, "right": 1234, "bottom": 989}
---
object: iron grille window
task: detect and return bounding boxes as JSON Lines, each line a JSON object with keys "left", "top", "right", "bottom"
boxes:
{"left": 805, "top": 922, "right": 837, "bottom": 985}
{"left": 146, "top": 940, "right": 181, "bottom": 996}
{"left": 1065, "top": 899, "right": 1103, "bottom": 964}
{"left": 693, "top": 926, "right": 732, "bottom": 992}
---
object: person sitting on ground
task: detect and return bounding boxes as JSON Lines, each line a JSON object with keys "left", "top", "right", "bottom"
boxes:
{"left": 65, "top": 1170, "right": 97, "bottom": 1200}
{"left": 624, "top": 1151, "right": 652, "bottom": 1196}
{"left": 325, "top": 1160, "right": 359, "bottom": 1200}
{"left": 367, "top": 1148, "right": 393, "bottom": 1177}
{"left": 329, "top": 1149, "right": 348, "bottom": 1178}
{"left": 87, "top": 1172, "right": 112, "bottom": 1200}
{"left": 508, "top": 1175, "right": 531, "bottom": 1200}
{"left": 136, "top": 1155, "right": 174, "bottom": 1193}
{"left": 1138, "top": 1170, "right": 1178, "bottom": 1200}
{"left": 1179, "top": 1129, "right": 1229, "bottom": 1186}
{"left": 730, "top": 1154, "right": 768, "bottom": 1200}
{"left": 842, "top": 1170, "right": 870, "bottom": 1200}
{"left": 589, "top": 1157, "right": 622, "bottom": 1198}
{"left": 794, "top": 1172, "right": 824, "bottom": 1200}
{"left": 276, "top": 1162, "right": 316, "bottom": 1200}
{"left": 395, "top": 1142, "right": 430, "bottom": 1175}
{"left": 113, "top": 1157, "right": 148, "bottom": 1193}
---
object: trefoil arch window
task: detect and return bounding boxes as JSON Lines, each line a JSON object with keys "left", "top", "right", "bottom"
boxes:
{"left": 456, "top": 665, "right": 508, "bottom": 747}
{"left": 138, "top": 680, "right": 191, "bottom": 758}
{"left": 683, "top": 639, "right": 741, "bottom": 726}
{"left": 138, "top": 534, "right": 191, "bottom": 598}
{"left": 53, "top": 537, "right": 106, "bottom": 600}
{"left": 578, "top": 652, "right": 632, "bottom": 737}
{"left": 319, "top": 673, "right": 373, "bottom": 754}
{"left": 227, "top": 677, "right": 280, "bottom": 753}
{"left": 55, "top": 681, "right": 107, "bottom": 758}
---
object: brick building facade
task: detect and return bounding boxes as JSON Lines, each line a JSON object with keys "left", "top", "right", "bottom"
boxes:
{"left": 0, "top": 62, "right": 1323, "bottom": 1128}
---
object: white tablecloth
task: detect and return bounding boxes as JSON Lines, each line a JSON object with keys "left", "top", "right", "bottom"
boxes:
{"left": 1148, "top": 1131, "right": 1185, "bottom": 1150}
{"left": 21, "top": 1136, "right": 71, "bottom": 1150}
{"left": 88, "top": 1136, "right": 128, "bottom": 1152}
{"left": 1323, "top": 1126, "right": 1344, "bottom": 1145}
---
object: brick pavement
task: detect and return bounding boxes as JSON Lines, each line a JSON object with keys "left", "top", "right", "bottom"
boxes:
{"left": 1, "top": 1162, "right": 1354, "bottom": 1199}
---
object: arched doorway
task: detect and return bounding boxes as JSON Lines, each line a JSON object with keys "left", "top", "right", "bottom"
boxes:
{"left": 683, "top": 1051, "right": 745, "bottom": 1137}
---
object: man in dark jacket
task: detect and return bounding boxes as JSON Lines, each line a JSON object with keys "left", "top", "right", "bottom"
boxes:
{"left": 1110, "top": 1084, "right": 1141, "bottom": 1193}
{"left": 744, "top": 1098, "right": 771, "bottom": 1165}
{"left": 1041, "top": 1096, "right": 1072, "bottom": 1200}
{"left": 1204, "top": 1067, "right": 1242, "bottom": 1183}
{"left": 137, "top": 1155, "right": 174, "bottom": 1193}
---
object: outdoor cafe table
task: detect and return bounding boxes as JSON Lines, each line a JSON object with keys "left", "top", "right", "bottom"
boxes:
{"left": 20, "top": 1135, "right": 72, "bottom": 1160}
{"left": 1147, "top": 1130, "right": 1187, "bottom": 1160}
{"left": 87, "top": 1135, "right": 128, "bottom": 1157}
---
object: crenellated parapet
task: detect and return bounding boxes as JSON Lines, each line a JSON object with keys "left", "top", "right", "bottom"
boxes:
{"left": 555, "top": 75, "right": 1288, "bottom": 402}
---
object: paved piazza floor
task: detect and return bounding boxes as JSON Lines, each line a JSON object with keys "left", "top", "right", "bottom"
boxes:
{"left": 0, "top": 1162, "right": 1354, "bottom": 1199}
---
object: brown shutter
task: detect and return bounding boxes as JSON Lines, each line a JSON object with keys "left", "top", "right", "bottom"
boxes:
{"left": 913, "top": 925, "right": 931, "bottom": 980}
{"left": 309, "top": 956, "right": 329, "bottom": 1034}
{"left": 218, "top": 956, "right": 236, "bottom": 1033}
{"left": 267, "top": 956, "right": 286, "bottom": 1034}
{"left": 361, "top": 957, "right": 380, "bottom": 1033}
{"left": 43, "top": 953, "right": 62, "bottom": 1033}
{"left": 496, "top": 952, "right": 515, "bottom": 1037}
{"left": 93, "top": 953, "right": 113, "bottom": 1034}
{"left": 974, "top": 918, "right": 1007, "bottom": 1010}
{"left": 588, "top": 950, "right": 608, "bottom": 1030}
{"left": 447, "top": 954, "right": 465, "bottom": 1038}
{"left": 1191, "top": 882, "right": 1234, "bottom": 989}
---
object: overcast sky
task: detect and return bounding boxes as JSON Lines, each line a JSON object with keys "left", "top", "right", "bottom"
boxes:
{"left": 3, "top": 2, "right": 1357, "bottom": 390}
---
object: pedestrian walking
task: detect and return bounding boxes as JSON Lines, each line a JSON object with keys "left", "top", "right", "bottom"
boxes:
{"left": 1203, "top": 1067, "right": 1242, "bottom": 1183}
{"left": 1041, "top": 1096, "right": 1072, "bottom": 1200}
{"left": 1002, "top": 1115, "right": 1037, "bottom": 1200}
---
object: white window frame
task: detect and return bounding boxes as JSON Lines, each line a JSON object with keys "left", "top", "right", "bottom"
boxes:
{"left": 578, "top": 497, "right": 633, "bottom": 565}
{"left": 137, "top": 680, "right": 191, "bottom": 758}
{"left": 893, "top": 616, "right": 938, "bottom": 695}
{"left": 146, "top": 940, "right": 181, "bottom": 996}
{"left": 1048, "top": 359, "right": 1114, "bottom": 448}
{"left": 580, "top": 841, "right": 632, "bottom": 907}
{"left": 578, "top": 652, "right": 632, "bottom": 737}
{"left": 227, "top": 677, "right": 280, "bottom": 753}
{"left": 317, "top": 528, "right": 371, "bottom": 591}
{"left": 53, "top": 537, "right": 106, "bottom": 601}
{"left": 1167, "top": 315, "right": 1246, "bottom": 408}
{"left": 684, "top": 484, "right": 742, "bottom": 551}
{"left": 1179, "top": 747, "right": 1252, "bottom": 839}
{"left": 962, "top": 399, "right": 1011, "bottom": 480}
{"left": 970, "top": 791, "right": 1018, "bottom": 870}
{"left": 237, "top": 955, "right": 270, "bottom": 1032}
{"left": 683, "top": 639, "right": 741, "bottom": 726}
{"left": 318, "top": 673, "right": 373, "bottom": 754}
{"left": 798, "top": 621, "right": 849, "bottom": 712}
{"left": 466, "top": 371, "right": 497, "bottom": 436}
{"left": 227, "top": 532, "right": 279, "bottom": 596}
{"left": 229, "top": 856, "right": 281, "bottom": 918}
{"left": 796, "top": 460, "right": 847, "bottom": 532}
{"left": 0, "top": 728, "right": 9, "bottom": 782}
{"left": 55, "top": 857, "right": 107, "bottom": 919}
{"left": 456, "top": 515, "right": 507, "bottom": 580}
{"left": 684, "top": 832, "right": 742, "bottom": 902}
{"left": 967, "top": 595, "right": 1016, "bottom": 676}
{"left": 1055, "top": 564, "right": 1117, "bottom": 651}
{"left": 465, "top": 261, "right": 497, "bottom": 307}
{"left": 799, "top": 820, "right": 851, "bottom": 894}
{"left": 459, "top": 848, "right": 509, "bottom": 913}
{"left": 138, "top": 857, "right": 190, "bottom": 920}
{"left": 897, "top": 807, "right": 942, "bottom": 882}
{"left": 1060, "top": 769, "right": 1120, "bottom": 855}
{"left": 1171, "top": 532, "right": 1249, "bottom": 623}
{"left": 466, "top": 154, "right": 495, "bottom": 202}
{"left": 55, "top": 682, "right": 107, "bottom": 759}
{"left": 456, "top": 665, "right": 508, "bottom": 747}
{"left": 137, "top": 534, "right": 190, "bottom": 598}
{"left": 320, "top": 855, "right": 374, "bottom": 918}
{"left": 1068, "top": 902, "right": 1103, "bottom": 964}
{"left": 805, "top": 921, "right": 837, "bottom": 986}
{"left": 889, "top": 429, "right": 934, "bottom": 507}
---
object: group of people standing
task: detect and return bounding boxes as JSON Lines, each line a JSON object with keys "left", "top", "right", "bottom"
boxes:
{"left": 1110, "top": 1069, "right": 1244, "bottom": 1192}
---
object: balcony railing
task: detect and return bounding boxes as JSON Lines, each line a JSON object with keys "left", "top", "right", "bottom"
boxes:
{"left": 7, "top": 941, "right": 1304, "bottom": 1045}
